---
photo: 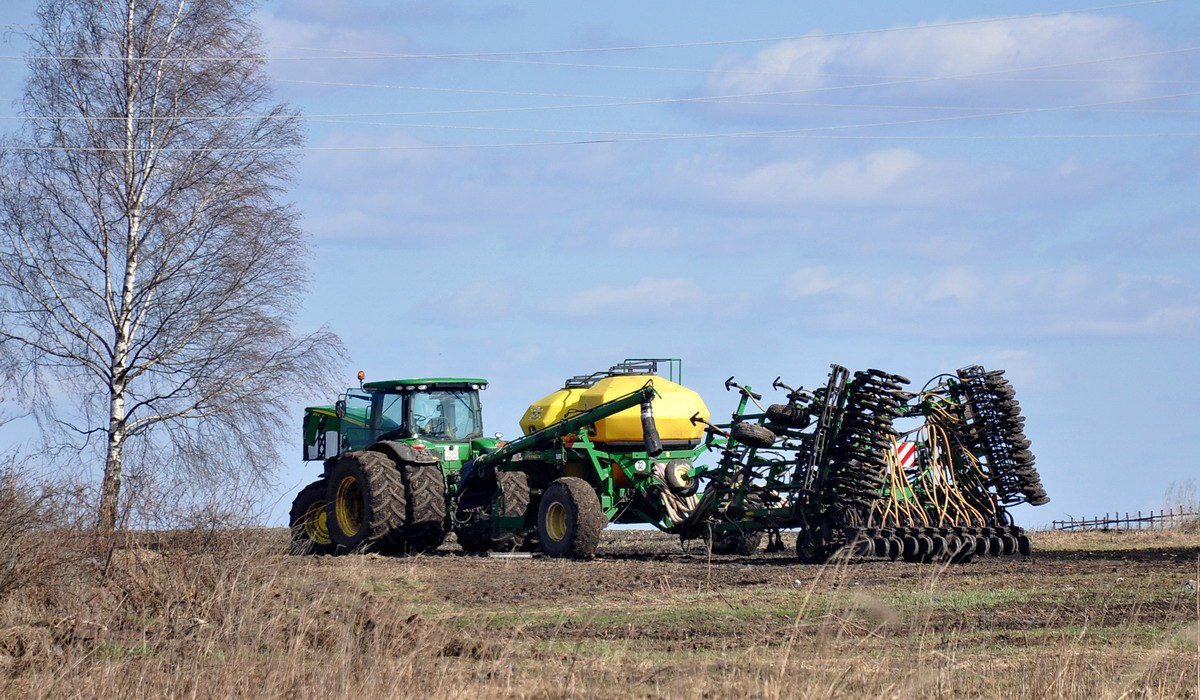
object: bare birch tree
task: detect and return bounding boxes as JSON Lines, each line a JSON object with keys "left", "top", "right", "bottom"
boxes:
{"left": 0, "top": 0, "right": 344, "bottom": 532}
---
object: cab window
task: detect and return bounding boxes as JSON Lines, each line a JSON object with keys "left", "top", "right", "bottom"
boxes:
{"left": 410, "top": 390, "right": 481, "bottom": 442}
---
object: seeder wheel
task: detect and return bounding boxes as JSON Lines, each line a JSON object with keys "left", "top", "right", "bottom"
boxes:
{"left": 795, "top": 530, "right": 830, "bottom": 564}
{"left": 537, "top": 477, "right": 606, "bottom": 559}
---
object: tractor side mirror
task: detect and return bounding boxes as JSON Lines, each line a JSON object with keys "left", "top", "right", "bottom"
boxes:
{"left": 335, "top": 400, "right": 346, "bottom": 418}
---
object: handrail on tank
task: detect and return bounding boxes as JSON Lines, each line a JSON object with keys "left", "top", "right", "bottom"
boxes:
{"left": 562, "top": 358, "right": 682, "bottom": 388}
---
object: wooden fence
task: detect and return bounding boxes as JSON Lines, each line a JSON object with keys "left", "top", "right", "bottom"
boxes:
{"left": 1052, "top": 505, "right": 1199, "bottom": 531}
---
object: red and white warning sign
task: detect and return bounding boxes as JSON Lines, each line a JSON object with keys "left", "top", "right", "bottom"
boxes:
{"left": 895, "top": 441, "right": 917, "bottom": 470}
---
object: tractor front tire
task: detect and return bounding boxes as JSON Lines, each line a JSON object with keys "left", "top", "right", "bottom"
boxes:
{"left": 325, "top": 451, "right": 407, "bottom": 553}
{"left": 399, "top": 464, "right": 447, "bottom": 554}
{"left": 537, "top": 477, "right": 605, "bottom": 559}
{"left": 289, "top": 480, "right": 336, "bottom": 555}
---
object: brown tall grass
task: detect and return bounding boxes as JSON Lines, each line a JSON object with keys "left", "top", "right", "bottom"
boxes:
{"left": 0, "top": 474, "right": 1195, "bottom": 699}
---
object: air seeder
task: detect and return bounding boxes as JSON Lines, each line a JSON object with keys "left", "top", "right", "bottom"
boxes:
{"left": 289, "top": 358, "right": 1048, "bottom": 562}
{"left": 678, "top": 363, "right": 1049, "bottom": 563}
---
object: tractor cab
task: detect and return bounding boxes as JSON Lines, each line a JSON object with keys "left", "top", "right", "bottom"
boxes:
{"left": 303, "top": 378, "right": 487, "bottom": 462}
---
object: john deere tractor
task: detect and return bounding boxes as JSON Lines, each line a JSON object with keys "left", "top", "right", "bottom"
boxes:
{"left": 290, "top": 376, "right": 497, "bottom": 555}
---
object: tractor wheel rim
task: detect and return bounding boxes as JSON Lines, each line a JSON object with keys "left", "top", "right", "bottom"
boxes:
{"left": 305, "top": 501, "right": 332, "bottom": 545}
{"left": 335, "top": 475, "right": 363, "bottom": 536}
{"left": 545, "top": 502, "right": 568, "bottom": 542}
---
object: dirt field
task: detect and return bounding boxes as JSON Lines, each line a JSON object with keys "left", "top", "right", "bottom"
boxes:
{"left": 2, "top": 528, "right": 1198, "bottom": 698}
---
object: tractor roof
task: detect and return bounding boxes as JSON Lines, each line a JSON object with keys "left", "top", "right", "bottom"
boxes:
{"left": 361, "top": 378, "right": 488, "bottom": 391}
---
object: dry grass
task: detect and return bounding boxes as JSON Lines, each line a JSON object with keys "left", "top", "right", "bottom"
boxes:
{"left": 0, "top": 515, "right": 1196, "bottom": 698}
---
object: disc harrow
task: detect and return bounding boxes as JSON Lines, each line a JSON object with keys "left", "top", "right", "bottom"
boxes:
{"left": 686, "top": 363, "right": 1047, "bottom": 564}
{"left": 820, "top": 369, "right": 910, "bottom": 511}
{"left": 955, "top": 366, "right": 1049, "bottom": 506}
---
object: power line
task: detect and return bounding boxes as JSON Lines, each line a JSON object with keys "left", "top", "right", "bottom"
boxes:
{"left": 298, "top": 113, "right": 1198, "bottom": 138}
{"left": 262, "top": 0, "right": 1174, "bottom": 60}
{"left": 5, "top": 46, "right": 1196, "bottom": 122}
{"left": 0, "top": 0, "right": 1174, "bottom": 63}
{"left": 9, "top": 99, "right": 1196, "bottom": 124}
{"left": 8, "top": 90, "right": 1198, "bottom": 152}
{"left": 8, "top": 101, "right": 1196, "bottom": 127}
{"left": 8, "top": 132, "right": 1198, "bottom": 154}
{"left": 277, "top": 73, "right": 1200, "bottom": 89}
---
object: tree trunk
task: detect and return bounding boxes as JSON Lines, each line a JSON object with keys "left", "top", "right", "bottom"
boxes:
{"left": 98, "top": 400, "right": 125, "bottom": 533}
{"left": 97, "top": 0, "right": 139, "bottom": 535}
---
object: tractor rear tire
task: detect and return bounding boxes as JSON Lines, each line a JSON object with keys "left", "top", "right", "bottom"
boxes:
{"left": 289, "top": 480, "right": 336, "bottom": 555}
{"left": 493, "top": 472, "right": 531, "bottom": 550}
{"left": 326, "top": 451, "right": 407, "bottom": 553}
{"left": 537, "top": 477, "right": 605, "bottom": 559}
{"left": 399, "top": 464, "right": 447, "bottom": 554}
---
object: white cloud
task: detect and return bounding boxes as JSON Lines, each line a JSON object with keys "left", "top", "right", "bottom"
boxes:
{"left": 681, "top": 148, "right": 996, "bottom": 208}
{"left": 256, "top": 15, "right": 414, "bottom": 84}
{"left": 783, "top": 265, "right": 1200, "bottom": 338}
{"left": 555, "top": 278, "right": 707, "bottom": 316}
{"left": 610, "top": 226, "right": 686, "bottom": 250}
{"left": 703, "top": 14, "right": 1162, "bottom": 112}
{"left": 785, "top": 266, "right": 840, "bottom": 297}
{"left": 442, "top": 282, "right": 515, "bottom": 319}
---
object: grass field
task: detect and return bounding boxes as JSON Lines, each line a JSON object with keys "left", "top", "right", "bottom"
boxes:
{"left": 1, "top": 528, "right": 1197, "bottom": 698}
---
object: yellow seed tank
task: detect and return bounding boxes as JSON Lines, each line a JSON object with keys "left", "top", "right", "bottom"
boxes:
{"left": 520, "top": 375, "right": 709, "bottom": 446}
{"left": 519, "top": 387, "right": 588, "bottom": 435}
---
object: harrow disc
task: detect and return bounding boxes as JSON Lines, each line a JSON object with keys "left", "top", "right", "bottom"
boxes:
{"left": 957, "top": 365, "right": 1049, "bottom": 507}
{"left": 887, "top": 537, "right": 903, "bottom": 561}
{"left": 1017, "top": 534, "right": 1032, "bottom": 556}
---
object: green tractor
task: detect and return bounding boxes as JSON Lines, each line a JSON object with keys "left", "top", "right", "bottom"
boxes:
{"left": 290, "top": 375, "right": 496, "bottom": 555}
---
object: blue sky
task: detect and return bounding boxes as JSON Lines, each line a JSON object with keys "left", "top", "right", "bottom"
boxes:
{"left": 1, "top": 1, "right": 1198, "bottom": 527}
